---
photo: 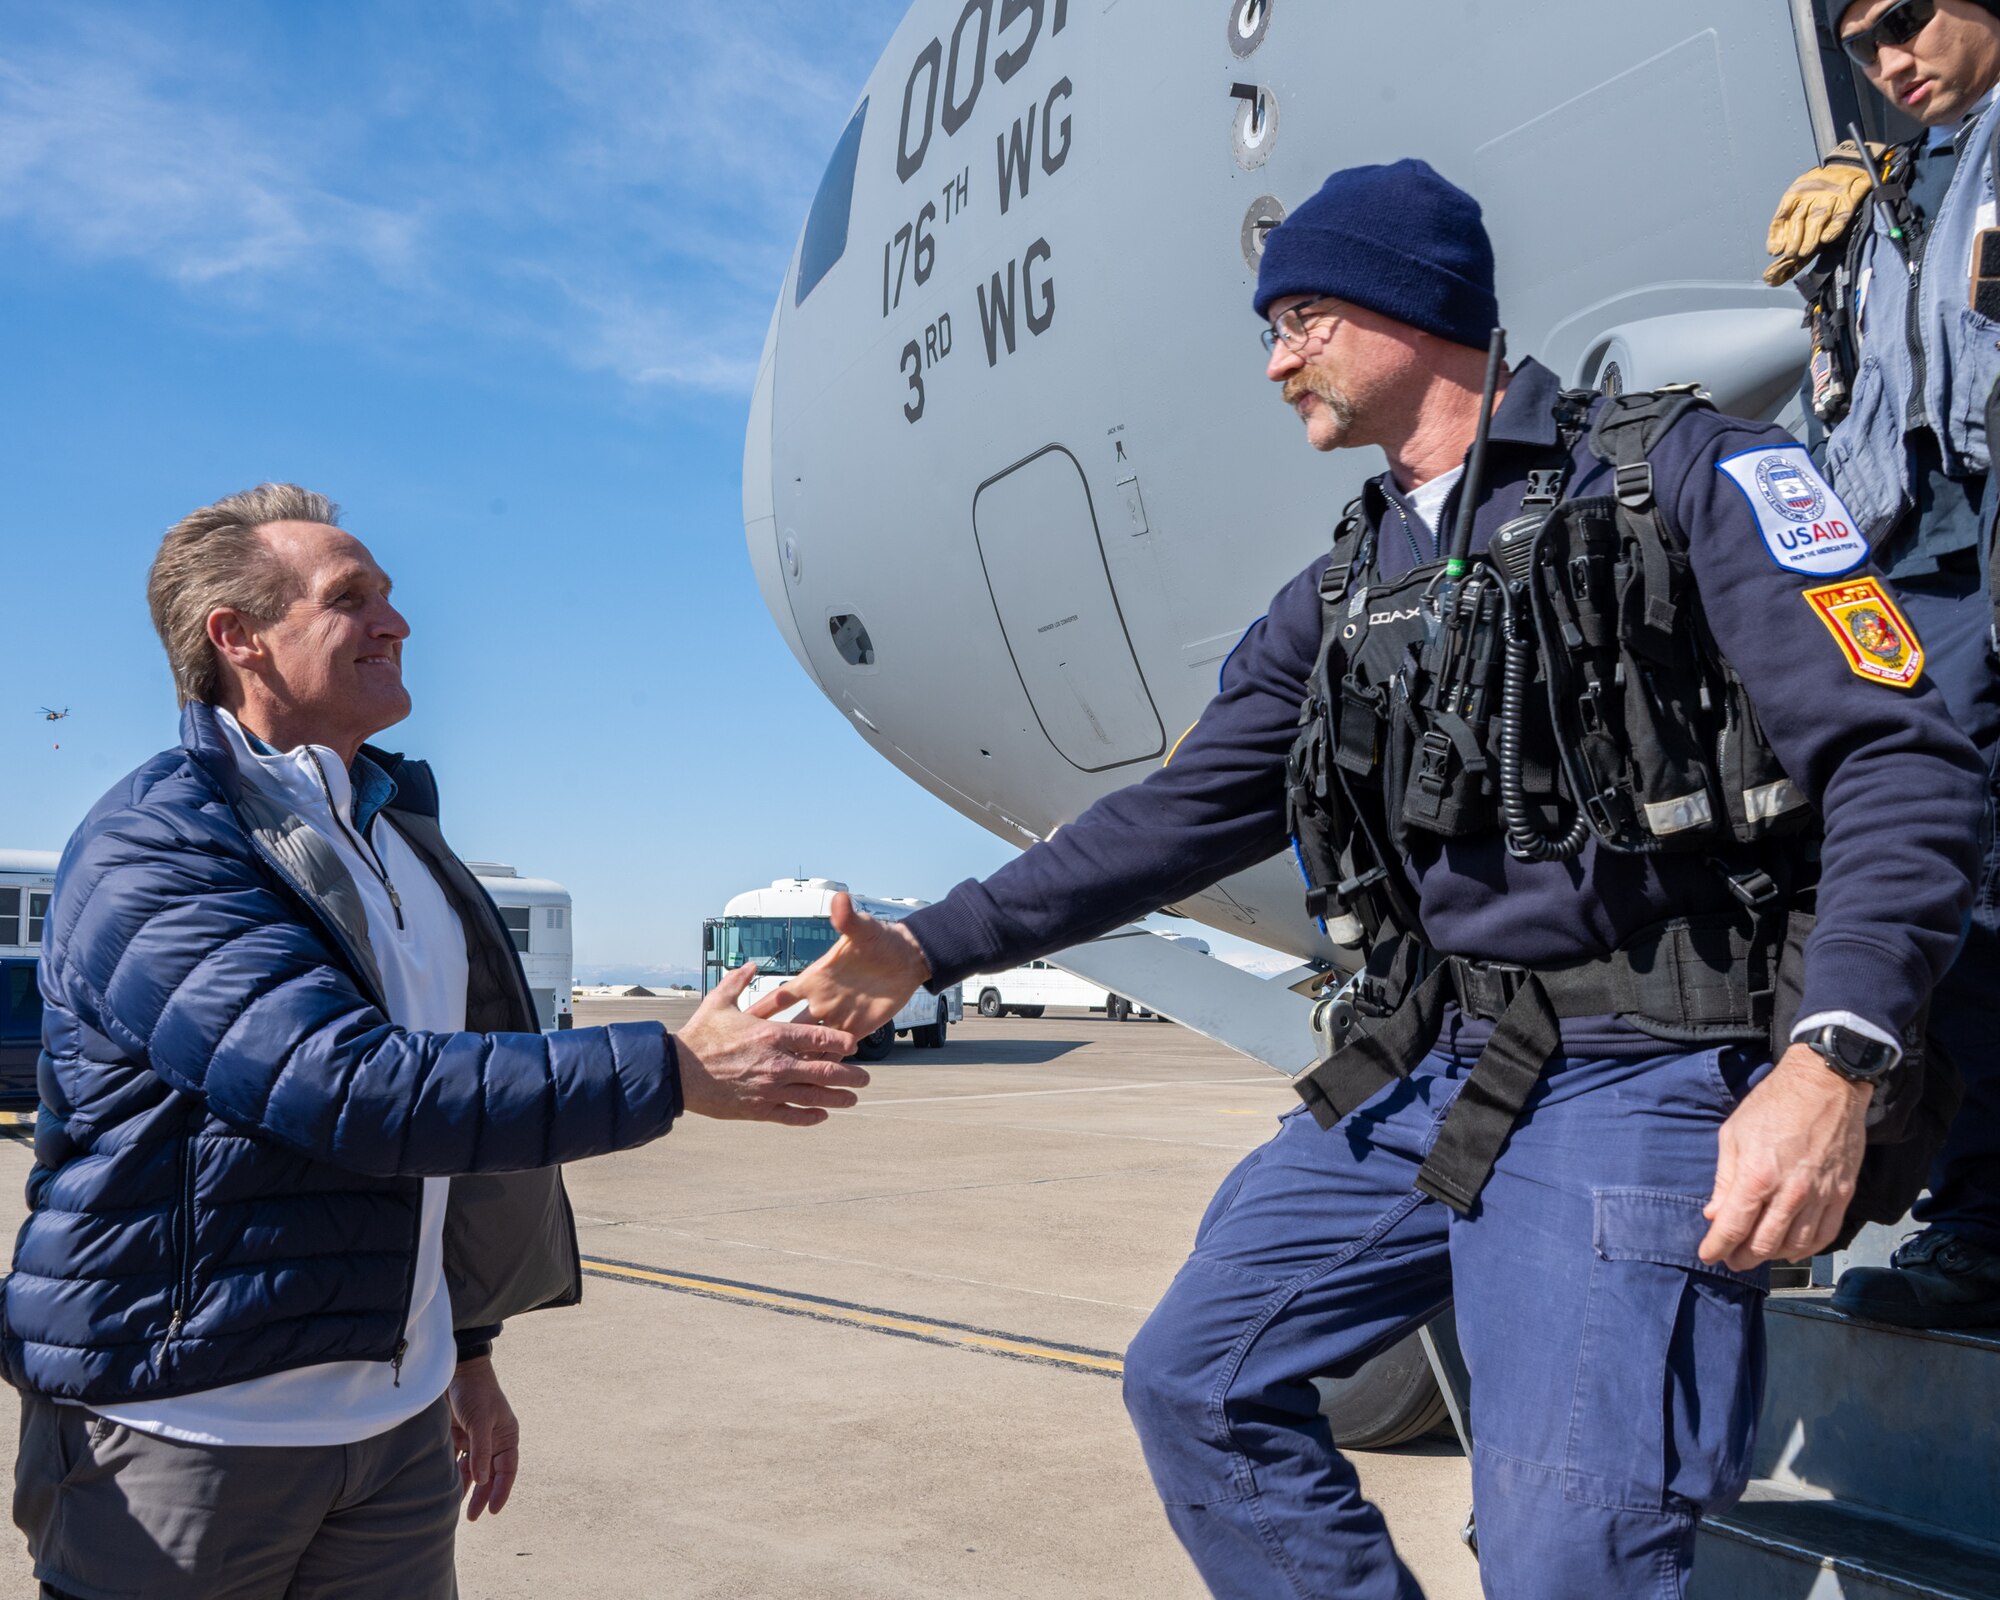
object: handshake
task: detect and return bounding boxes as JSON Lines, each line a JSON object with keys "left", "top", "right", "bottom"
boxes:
{"left": 674, "top": 892, "right": 936, "bottom": 1125}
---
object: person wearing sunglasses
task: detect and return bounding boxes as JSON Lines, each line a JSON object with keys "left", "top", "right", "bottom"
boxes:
{"left": 1765, "top": 0, "right": 2000, "bottom": 1333}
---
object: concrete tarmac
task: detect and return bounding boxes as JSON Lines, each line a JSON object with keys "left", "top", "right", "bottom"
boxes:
{"left": 0, "top": 1001, "right": 1479, "bottom": 1599}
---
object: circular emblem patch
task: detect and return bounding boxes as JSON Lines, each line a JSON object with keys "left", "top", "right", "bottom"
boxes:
{"left": 1754, "top": 455, "right": 1825, "bottom": 523}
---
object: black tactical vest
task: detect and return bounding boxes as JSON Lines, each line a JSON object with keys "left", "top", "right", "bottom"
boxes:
{"left": 1286, "top": 388, "right": 1812, "bottom": 948}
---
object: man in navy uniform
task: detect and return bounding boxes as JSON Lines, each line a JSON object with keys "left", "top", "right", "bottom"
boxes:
{"left": 1763, "top": 0, "right": 2000, "bottom": 1329}
{"left": 781, "top": 162, "right": 1983, "bottom": 1596}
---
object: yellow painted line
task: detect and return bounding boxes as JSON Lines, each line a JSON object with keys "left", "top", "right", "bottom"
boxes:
{"left": 581, "top": 1256, "right": 1124, "bottom": 1377}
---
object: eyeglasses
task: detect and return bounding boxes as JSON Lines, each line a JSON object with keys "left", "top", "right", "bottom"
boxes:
{"left": 1261, "top": 298, "right": 1343, "bottom": 354}
{"left": 1840, "top": 0, "right": 1936, "bottom": 69}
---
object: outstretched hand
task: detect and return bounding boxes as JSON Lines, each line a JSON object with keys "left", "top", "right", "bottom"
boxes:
{"left": 675, "top": 961, "right": 867, "bottom": 1126}
{"left": 754, "top": 892, "right": 932, "bottom": 1039}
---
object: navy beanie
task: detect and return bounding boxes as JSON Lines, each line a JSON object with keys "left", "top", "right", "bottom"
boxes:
{"left": 1254, "top": 159, "right": 1498, "bottom": 350}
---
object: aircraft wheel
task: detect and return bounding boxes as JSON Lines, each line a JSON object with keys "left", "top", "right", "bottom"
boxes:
{"left": 977, "top": 989, "right": 1004, "bottom": 1018}
{"left": 1016, "top": 1005, "right": 1045, "bottom": 1019}
{"left": 1313, "top": 1331, "right": 1449, "bottom": 1450}
{"left": 855, "top": 1022, "right": 895, "bottom": 1062}
{"left": 1107, "top": 995, "right": 1132, "bottom": 1022}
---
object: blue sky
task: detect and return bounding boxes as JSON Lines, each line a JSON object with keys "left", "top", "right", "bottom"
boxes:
{"left": 0, "top": 1, "right": 1271, "bottom": 981}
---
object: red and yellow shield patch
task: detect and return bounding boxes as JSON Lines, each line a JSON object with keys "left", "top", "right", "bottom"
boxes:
{"left": 1802, "top": 577, "right": 1925, "bottom": 689}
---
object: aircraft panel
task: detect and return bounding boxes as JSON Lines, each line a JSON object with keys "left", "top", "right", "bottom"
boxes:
{"left": 972, "top": 445, "right": 1165, "bottom": 771}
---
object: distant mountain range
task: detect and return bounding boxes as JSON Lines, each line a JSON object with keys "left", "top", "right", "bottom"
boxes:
{"left": 574, "top": 962, "right": 702, "bottom": 989}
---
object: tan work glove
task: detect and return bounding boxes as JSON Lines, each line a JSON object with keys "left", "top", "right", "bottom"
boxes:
{"left": 1764, "top": 141, "right": 1889, "bottom": 287}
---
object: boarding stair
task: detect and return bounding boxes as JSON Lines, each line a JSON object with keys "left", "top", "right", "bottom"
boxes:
{"left": 1689, "top": 1280, "right": 2000, "bottom": 1600}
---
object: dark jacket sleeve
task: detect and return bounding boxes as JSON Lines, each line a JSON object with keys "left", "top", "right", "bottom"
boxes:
{"left": 1667, "top": 415, "right": 1984, "bottom": 1039}
{"left": 903, "top": 559, "right": 1327, "bottom": 988}
{"left": 53, "top": 799, "right": 682, "bottom": 1178}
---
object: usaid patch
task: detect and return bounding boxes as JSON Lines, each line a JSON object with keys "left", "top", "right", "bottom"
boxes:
{"left": 1715, "top": 445, "right": 1868, "bottom": 577}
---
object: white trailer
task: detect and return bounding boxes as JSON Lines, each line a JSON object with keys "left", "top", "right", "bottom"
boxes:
{"left": 466, "top": 863, "right": 573, "bottom": 1032}
{"left": 962, "top": 933, "right": 1211, "bottom": 1022}
{"left": 0, "top": 849, "right": 59, "bottom": 1100}
{"left": 702, "top": 877, "right": 961, "bottom": 1060}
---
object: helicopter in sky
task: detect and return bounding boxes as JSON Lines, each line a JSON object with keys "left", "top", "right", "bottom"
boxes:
{"left": 39, "top": 709, "right": 68, "bottom": 723}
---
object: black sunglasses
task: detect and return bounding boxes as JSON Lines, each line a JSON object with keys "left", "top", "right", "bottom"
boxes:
{"left": 1841, "top": 0, "right": 1937, "bottom": 68}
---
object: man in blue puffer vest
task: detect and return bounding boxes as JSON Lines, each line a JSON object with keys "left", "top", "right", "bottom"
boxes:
{"left": 1765, "top": 0, "right": 2000, "bottom": 1328}
{"left": 4, "top": 483, "right": 865, "bottom": 1600}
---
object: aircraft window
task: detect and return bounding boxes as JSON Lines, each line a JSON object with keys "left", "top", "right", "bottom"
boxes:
{"left": 796, "top": 98, "right": 869, "bottom": 308}
{"left": 498, "top": 904, "right": 532, "bottom": 954}
{"left": 829, "top": 613, "right": 876, "bottom": 666}
{"left": 0, "top": 889, "right": 16, "bottom": 945}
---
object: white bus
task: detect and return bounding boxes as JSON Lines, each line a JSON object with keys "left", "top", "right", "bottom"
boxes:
{"left": 702, "top": 878, "right": 961, "bottom": 1060}
{"left": 466, "top": 864, "right": 573, "bottom": 1032}
{"left": 1, "top": 850, "right": 59, "bottom": 1101}
{"left": 961, "top": 934, "right": 1211, "bottom": 1023}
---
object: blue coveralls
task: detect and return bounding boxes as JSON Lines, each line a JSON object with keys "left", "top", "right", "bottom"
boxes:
{"left": 905, "top": 359, "right": 1983, "bottom": 1596}
{"left": 1835, "top": 114, "right": 2000, "bottom": 1251}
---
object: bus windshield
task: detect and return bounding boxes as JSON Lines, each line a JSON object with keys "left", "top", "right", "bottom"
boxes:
{"left": 703, "top": 916, "right": 840, "bottom": 985}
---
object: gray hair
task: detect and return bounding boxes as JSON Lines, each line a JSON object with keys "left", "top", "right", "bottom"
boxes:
{"left": 147, "top": 483, "right": 340, "bottom": 707}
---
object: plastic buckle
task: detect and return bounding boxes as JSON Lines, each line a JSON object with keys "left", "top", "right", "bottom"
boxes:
{"left": 1614, "top": 462, "right": 1653, "bottom": 509}
{"left": 1586, "top": 789, "right": 1632, "bottom": 835}
{"left": 1523, "top": 469, "right": 1565, "bottom": 509}
{"left": 1334, "top": 866, "right": 1387, "bottom": 906}
{"left": 1712, "top": 859, "right": 1782, "bottom": 910}
{"left": 1453, "top": 957, "right": 1526, "bottom": 1020}
{"left": 1416, "top": 729, "right": 1454, "bottom": 794}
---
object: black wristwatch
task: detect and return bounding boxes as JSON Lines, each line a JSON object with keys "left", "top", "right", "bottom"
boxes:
{"left": 1799, "top": 1022, "right": 1901, "bottom": 1085}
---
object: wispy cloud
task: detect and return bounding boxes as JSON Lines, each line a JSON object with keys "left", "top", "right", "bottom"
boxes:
{"left": 0, "top": 0, "right": 904, "bottom": 392}
{"left": 0, "top": 16, "right": 423, "bottom": 289}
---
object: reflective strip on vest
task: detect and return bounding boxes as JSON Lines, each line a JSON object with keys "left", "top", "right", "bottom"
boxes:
{"left": 1643, "top": 789, "right": 1715, "bottom": 837}
{"left": 1744, "top": 778, "right": 1805, "bottom": 825}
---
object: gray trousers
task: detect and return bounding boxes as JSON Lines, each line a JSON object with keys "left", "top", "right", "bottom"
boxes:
{"left": 13, "top": 1393, "right": 460, "bottom": 1600}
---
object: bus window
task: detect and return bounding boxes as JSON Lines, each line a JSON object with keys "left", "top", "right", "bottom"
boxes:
{"left": 721, "top": 917, "right": 790, "bottom": 971}
{"left": 1, "top": 962, "right": 35, "bottom": 1033}
{"left": 499, "top": 905, "right": 532, "bottom": 954}
{"left": 28, "top": 893, "right": 48, "bottom": 946}
{"left": 790, "top": 919, "right": 839, "bottom": 968}
{"left": 0, "top": 889, "right": 17, "bottom": 945}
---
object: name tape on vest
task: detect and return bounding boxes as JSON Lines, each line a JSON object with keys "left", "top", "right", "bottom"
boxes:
{"left": 1715, "top": 445, "right": 1868, "bottom": 577}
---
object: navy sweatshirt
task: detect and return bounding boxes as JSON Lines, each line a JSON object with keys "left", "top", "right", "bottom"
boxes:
{"left": 904, "top": 360, "right": 1984, "bottom": 1045}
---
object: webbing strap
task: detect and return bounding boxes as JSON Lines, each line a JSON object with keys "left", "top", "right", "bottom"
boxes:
{"left": 1415, "top": 978, "right": 1558, "bottom": 1213}
{"left": 1318, "top": 500, "right": 1371, "bottom": 610}
{"left": 1290, "top": 960, "right": 1451, "bottom": 1131}
{"left": 1291, "top": 915, "right": 1776, "bottom": 1214}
